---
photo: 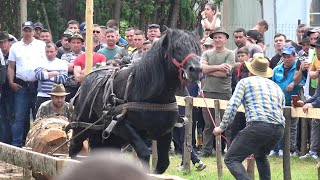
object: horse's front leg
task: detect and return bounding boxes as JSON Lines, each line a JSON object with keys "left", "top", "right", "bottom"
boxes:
{"left": 69, "top": 127, "right": 88, "bottom": 158}
{"left": 155, "top": 131, "right": 172, "bottom": 174}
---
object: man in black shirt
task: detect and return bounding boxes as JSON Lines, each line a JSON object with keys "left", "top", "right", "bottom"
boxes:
{"left": 270, "top": 33, "right": 286, "bottom": 69}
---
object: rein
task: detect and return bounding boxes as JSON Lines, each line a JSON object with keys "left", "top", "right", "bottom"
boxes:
{"left": 171, "top": 53, "right": 197, "bottom": 85}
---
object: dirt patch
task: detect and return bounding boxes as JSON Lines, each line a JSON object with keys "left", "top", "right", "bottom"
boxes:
{"left": 0, "top": 161, "right": 23, "bottom": 180}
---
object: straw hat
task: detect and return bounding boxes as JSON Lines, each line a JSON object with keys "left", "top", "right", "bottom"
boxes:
{"left": 244, "top": 55, "right": 273, "bottom": 78}
{"left": 48, "top": 84, "right": 70, "bottom": 96}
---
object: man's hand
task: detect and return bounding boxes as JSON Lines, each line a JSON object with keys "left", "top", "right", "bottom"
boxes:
{"left": 292, "top": 100, "right": 304, "bottom": 107}
{"left": 302, "top": 103, "right": 313, "bottom": 113}
{"left": 286, "top": 83, "right": 294, "bottom": 92}
{"left": 9, "top": 82, "right": 21, "bottom": 92}
{"left": 213, "top": 127, "right": 224, "bottom": 136}
{"left": 220, "top": 64, "right": 230, "bottom": 72}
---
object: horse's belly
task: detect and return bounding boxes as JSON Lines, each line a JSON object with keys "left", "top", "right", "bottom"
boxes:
{"left": 126, "top": 110, "right": 179, "bottom": 138}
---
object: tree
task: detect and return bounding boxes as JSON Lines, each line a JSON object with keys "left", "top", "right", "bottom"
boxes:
{"left": 0, "top": 0, "right": 205, "bottom": 41}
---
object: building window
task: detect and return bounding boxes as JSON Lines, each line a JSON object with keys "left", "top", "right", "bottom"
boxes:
{"left": 310, "top": 0, "right": 320, "bottom": 27}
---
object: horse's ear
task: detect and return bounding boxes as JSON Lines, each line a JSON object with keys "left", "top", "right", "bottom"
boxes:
{"left": 161, "top": 28, "right": 172, "bottom": 50}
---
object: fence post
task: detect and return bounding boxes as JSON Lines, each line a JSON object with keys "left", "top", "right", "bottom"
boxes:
{"left": 283, "top": 108, "right": 292, "bottom": 180}
{"left": 183, "top": 96, "right": 193, "bottom": 172}
{"left": 214, "top": 100, "right": 223, "bottom": 180}
{"left": 301, "top": 118, "right": 308, "bottom": 155}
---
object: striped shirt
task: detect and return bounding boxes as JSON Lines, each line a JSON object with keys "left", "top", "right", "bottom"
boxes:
{"left": 35, "top": 58, "right": 68, "bottom": 97}
{"left": 219, "top": 76, "right": 285, "bottom": 131}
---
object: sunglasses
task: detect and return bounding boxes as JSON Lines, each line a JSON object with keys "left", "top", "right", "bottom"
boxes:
{"left": 93, "top": 30, "right": 100, "bottom": 34}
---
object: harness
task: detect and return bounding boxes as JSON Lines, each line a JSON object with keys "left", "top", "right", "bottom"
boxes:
{"left": 49, "top": 53, "right": 196, "bottom": 155}
{"left": 65, "top": 67, "right": 179, "bottom": 139}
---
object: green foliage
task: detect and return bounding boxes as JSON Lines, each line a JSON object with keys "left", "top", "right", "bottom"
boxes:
{"left": 0, "top": 0, "right": 202, "bottom": 41}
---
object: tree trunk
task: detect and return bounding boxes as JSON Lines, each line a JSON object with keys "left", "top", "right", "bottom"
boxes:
{"left": 167, "top": 0, "right": 181, "bottom": 28}
{"left": 139, "top": 5, "right": 146, "bottom": 31}
{"left": 113, "top": 0, "right": 121, "bottom": 23}
{"left": 62, "top": 0, "right": 77, "bottom": 20}
{"left": 41, "top": 1, "right": 52, "bottom": 34}
{"left": 151, "top": 0, "right": 160, "bottom": 23}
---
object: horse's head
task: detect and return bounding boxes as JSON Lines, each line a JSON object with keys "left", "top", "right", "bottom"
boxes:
{"left": 160, "top": 29, "right": 202, "bottom": 84}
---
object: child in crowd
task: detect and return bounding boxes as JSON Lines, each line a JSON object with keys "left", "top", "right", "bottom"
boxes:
{"left": 230, "top": 47, "right": 251, "bottom": 141}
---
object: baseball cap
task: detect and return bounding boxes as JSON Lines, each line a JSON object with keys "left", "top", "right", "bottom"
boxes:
{"left": 22, "top": 21, "right": 34, "bottom": 30}
{"left": 148, "top": 24, "right": 160, "bottom": 29}
{"left": 62, "top": 29, "right": 74, "bottom": 38}
{"left": 282, "top": 45, "right": 296, "bottom": 55}
{"left": 34, "top": 22, "right": 44, "bottom": 30}
{"left": 80, "top": 22, "right": 86, "bottom": 34}
{"left": 68, "top": 32, "right": 84, "bottom": 42}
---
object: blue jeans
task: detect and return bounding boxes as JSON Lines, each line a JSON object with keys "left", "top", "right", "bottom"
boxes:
{"left": 224, "top": 122, "right": 284, "bottom": 180}
{"left": 172, "top": 126, "right": 200, "bottom": 165}
{"left": 11, "top": 87, "right": 36, "bottom": 147}
{"left": 0, "top": 87, "right": 14, "bottom": 143}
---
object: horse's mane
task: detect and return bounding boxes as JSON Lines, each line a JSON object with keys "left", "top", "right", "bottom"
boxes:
{"left": 130, "top": 29, "right": 201, "bottom": 101}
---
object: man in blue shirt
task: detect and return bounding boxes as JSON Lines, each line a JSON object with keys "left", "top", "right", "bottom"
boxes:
{"left": 270, "top": 45, "right": 305, "bottom": 156}
{"left": 214, "top": 55, "right": 285, "bottom": 180}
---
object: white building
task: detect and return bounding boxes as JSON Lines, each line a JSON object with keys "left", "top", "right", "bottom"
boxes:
{"left": 221, "top": 0, "right": 320, "bottom": 57}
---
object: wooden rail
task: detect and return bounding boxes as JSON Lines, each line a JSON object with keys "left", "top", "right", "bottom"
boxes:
{"left": 176, "top": 96, "right": 320, "bottom": 180}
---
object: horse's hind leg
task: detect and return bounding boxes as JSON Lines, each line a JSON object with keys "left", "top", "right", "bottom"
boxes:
{"left": 155, "top": 132, "right": 172, "bottom": 174}
{"left": 118, "top": 123, "right": 150, "bottom": 169}
{"left": 69, "top": 128, "right": 88, "bottom": 158}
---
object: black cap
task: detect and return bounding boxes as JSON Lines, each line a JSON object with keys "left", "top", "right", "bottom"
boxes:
{"left": 246, "top": 30, "right": 263, "bottom": 43}
{"left": 148, "top": 24, "right": 160, "bottom": 29}
{"left": 34, "top": 22, "right": 44, "bottom": 30}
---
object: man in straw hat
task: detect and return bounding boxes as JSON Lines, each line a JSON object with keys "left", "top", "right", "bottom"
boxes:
{"left": 213, "top": 55, "right": 285, "bottom": 180}
{"left": 36, "top": 84, "right": 72, "bottom": 120}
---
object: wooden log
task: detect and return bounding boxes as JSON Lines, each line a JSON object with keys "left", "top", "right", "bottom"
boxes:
{"left": 26, "top": 116, "right": 70, "bottom": 154}
{"left": 25, "top": 116, "right": 88, "bottom": 179}
{"left": 283, "top": 108, "right": 292, "bottom": 180}
{"left": 183, "top": 96, "right": 193, "bottom": 172}
{"left": 0, "top": 142, "right": 80, "bottom": 176}
{"left": 214, "top": 100, "right": 223, "bottom": 180}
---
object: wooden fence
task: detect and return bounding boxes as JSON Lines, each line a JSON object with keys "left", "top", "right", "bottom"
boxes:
{"left": 176, "top": 96, "right": 320, "bottom": 180}
{"left": 0, "top": 96, "right": 319, "bottom": 179}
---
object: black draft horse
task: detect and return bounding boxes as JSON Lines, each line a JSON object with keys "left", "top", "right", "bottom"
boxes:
{"left": 69, "top": 29, "right": 202, "bottom": 173}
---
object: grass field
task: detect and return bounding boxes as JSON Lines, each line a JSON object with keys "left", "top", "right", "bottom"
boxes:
{"left": 164, "top": 154, "right": 318, "bottom": 180}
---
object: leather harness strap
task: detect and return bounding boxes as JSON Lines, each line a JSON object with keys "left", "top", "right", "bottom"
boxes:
{"left": 171, "top": 53, "right": 197, "bottom": 85}
{"left": 68, "top": 102, "right": 178, "bottom": 131}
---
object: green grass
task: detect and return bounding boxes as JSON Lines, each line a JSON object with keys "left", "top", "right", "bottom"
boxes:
{"left": 163, "top": 155, "right": 318, "bottom": 180}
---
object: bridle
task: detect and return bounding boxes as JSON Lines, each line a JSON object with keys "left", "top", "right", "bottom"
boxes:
{"left": 171, "top": 53, "right": 198, "bottom": 85}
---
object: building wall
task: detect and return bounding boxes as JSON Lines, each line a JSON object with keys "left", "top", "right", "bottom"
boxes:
{"left": 221, "top": 0, "right": 313, "bottom": 58}
{"left": 222, "top": 0, "right": 262, "bottom": 51}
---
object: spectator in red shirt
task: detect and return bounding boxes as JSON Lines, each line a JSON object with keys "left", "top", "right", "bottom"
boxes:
{"left": 73, "top": 50, "right": 106, "bottom": 83}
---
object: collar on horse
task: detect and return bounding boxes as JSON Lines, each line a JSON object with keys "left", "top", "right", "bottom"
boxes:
{"left": 171, "top": 53, "right": 198, "bottom": 85}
